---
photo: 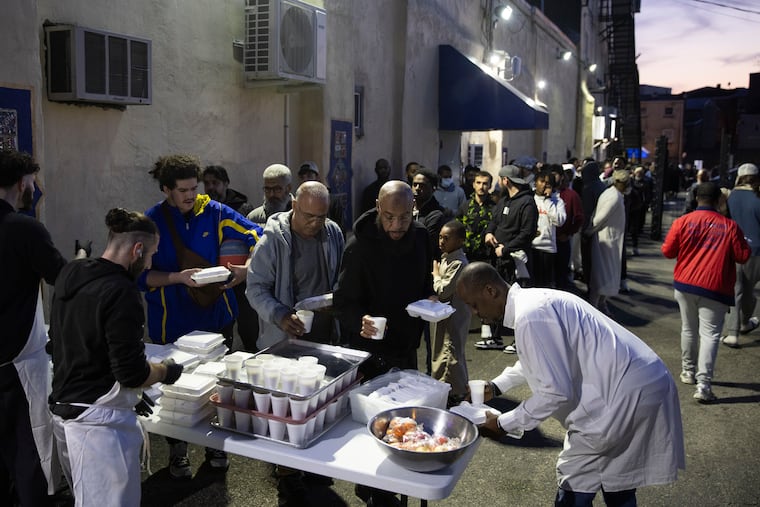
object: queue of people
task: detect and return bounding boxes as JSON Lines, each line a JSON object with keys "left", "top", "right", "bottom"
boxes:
{"left": 6, "top": 146, "right": 752, "bottom": 507}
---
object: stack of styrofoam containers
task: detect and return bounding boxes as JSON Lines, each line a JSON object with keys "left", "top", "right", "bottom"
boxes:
{"left": 174, "top": 331, "right": 228, "bottom": 364}
{"left": 155, "top": 373, "right": 216, "bottom": 427}
{"left": 349, "top": 369, "right": 451, "bottom": 424}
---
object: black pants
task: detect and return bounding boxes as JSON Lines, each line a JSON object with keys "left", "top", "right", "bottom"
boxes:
{"left": 530, "top": 248, "right": 556, "bottom": 288}
{"left": 0, "top": 364, "right": 50, "bottom": 507}
{"left": 232, "top": 283, "right": 259, "bottom": 352}
{"left": 555, "top": 239, "right": 572, "bottom": 291}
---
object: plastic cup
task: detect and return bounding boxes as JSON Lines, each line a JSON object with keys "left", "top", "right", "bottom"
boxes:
{"left": 296, "top": 370, "right": 319, "bottom": 396}
{"left": 305, "top": 364, "right": 327, "bottom": 383}
{"left": 297, "top": 355, "right": 319, "bottom": 365}
{"left": 268, "top": 420, "right": 286, "bottom": 441}
{"left": 287, "top": 422, "right": 307, "bottom": 446}
{"left": 271, "top": 393, "right": 289, "bottom": 418}
{"left": 368, "top": 316, "right": 387, "bottom": 340}
{"left": 216, "top": 384, "right": 234, "bottom": 405}
{"left": 469, "top": 380, "right": 487, "bottom": 405}
{"left": 325, "top": 400, "right": 339, "bottom": 423}
{"left": 289, "top": 397, "right": 310, "bottom": 420}
{"left": 234, "top": 411, "right": 250, "bottom": 432}
{"left": 216, "top": 407, "right": 233, "bottom": 427}
{"left": 233, "top": 387, "right": 251, "bottom": 408}
{"left": 251, "top": 414, "right": 268, "bottom": 435}
{"left": 279, "top": 366, "right": 299, "bottom": 393}
{"left": 252, "top": 389, "right": 271, "bottom": 414}
{"left": 314, "top": 407, "right": 326, "bottom": 433}
{"left": 224, "top": 355, "right": 244, "bottom": 380}
{"left": 305, "top": 417, "right": 316, "bottom": 440}
{"left": 296, "top": 310, "right": 314, "bottom": 333}
{"left": 263, "top": 362, "right": 281, "bottom": 390}
{"left": 255, "top": 353, "right": 276, "bottom": 363}
{"left": 245, "top": 358, "right": 264, "bottom": 385}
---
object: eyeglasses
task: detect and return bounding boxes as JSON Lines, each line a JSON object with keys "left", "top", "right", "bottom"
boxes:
{"left": 263, "top": 185, "right": 285, "bottom": 194}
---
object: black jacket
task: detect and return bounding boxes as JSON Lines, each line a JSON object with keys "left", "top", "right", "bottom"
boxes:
{"left": 334, "top": 210, "right": 433, "bottom": 367}
{"left": 49, "top": 258, "right": 150, "bottom": 419}
{"left": 416, "top": 196, "right": 447, "bottom": 260}
{"left": 485, "top": 188, "right": 538, "bottom": 252}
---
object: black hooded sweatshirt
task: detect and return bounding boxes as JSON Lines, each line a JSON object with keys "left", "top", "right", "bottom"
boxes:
{"left": 49, "top": 258, "right": 150, "bottom": 419}
{"left": 333, "top": 210, "right": 433, "bottom": 372}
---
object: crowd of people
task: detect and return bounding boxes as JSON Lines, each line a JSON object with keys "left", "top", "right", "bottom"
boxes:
{"left": 5, "top": 145, "right": 755, "bottom": 507}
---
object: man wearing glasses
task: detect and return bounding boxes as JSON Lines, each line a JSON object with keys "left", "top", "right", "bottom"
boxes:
{"left": 247, "top": 163, "right": 293, "bottom": 225}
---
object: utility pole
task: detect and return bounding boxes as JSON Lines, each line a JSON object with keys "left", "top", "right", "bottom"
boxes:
{"left": 649, "top": 135, "right": 669, "bottom": 241}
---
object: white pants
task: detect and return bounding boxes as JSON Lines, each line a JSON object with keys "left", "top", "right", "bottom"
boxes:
{"left": 53, "top": 407, "right": 142, "bottom": 507}
{"left": 674, "top": 289, "right": 727, "bottom": 385}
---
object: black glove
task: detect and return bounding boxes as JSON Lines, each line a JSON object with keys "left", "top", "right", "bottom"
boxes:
{"left": 134, "top": 392, "right": 155, "bottom": 417}
{"left": 162, "top": 358, "right": 184, "bottom": 385}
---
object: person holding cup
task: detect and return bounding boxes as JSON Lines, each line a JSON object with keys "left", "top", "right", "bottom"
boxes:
{"left": 246, "top": 181, "right": 344, "bottom": 350}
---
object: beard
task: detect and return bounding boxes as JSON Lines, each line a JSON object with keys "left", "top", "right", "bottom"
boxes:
{"left": 19, "top": 186, "right": 34, "bottom": 211}
{"left": 127, "top": 257, "right": 147, "bottom": 280}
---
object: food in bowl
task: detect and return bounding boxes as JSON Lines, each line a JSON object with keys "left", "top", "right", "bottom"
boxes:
{"left": 382, "top": 416, "right": 463, "bottom": 452}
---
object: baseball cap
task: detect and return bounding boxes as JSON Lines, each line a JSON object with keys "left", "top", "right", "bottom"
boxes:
{"left": 498, "top": 165, "right": 526, "bottom": 185}
{"left": 737, "top": 163, "right": 758, "bottom": 178}
{"left": 298, "top": 161, "right": 319, "bottom": 177}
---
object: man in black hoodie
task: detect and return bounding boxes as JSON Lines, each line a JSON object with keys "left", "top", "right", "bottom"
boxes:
{"left": 49, "top": 208, "right": 183, "bottom": 506}
{"left": 334, "top": 180, "right": 433, "bottom": 507}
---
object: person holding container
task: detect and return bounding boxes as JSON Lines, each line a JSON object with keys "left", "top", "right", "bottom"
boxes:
{"left": 456, "top": 262, "right": 685, "bottom": 507}
{"left": 49, "top": 208, "right": 184, "bottom": 507}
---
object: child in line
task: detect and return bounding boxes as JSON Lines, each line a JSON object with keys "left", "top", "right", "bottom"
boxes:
{"left": 432, "top": 220, "right": 471, "bottom": 405}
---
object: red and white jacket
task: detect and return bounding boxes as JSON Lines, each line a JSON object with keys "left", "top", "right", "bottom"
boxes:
{"left": 662, "top": 207, "right": 750, "bottom": 305}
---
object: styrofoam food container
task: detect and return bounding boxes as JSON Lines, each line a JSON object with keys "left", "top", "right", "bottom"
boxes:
{"left": 154, "top": 404, "right": 214, "bottom": 427}
{"left": 405, "top": 299, "right": 456, "bottom": 322}
{"left": 157, "top": 394, "right": 209, "bottom": 414}
{"left": 175, "top": 331, "right": 225, "bottom": 354}
{"left": 194, "top": 344, "right": 228, "bottom": 363}
{"left": 190, "top": 266, "right": 231, "bottom": 284}
{"left": 160, "top": 373, "right": 216, "bottom": 401}
{"left": 194, "top": 361, "right": 226, "bottom": 378}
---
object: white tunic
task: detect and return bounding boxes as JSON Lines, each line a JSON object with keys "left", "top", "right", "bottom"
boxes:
{"left": 588, "top": 185, "right": 625, "bottom": 296}
{"left": 493, "top": 284, "right": 685, "bottom": 493}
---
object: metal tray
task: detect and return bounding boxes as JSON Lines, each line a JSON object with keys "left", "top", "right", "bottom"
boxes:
{"left": 216, "top": 339, "right": 370, "bottom": 400}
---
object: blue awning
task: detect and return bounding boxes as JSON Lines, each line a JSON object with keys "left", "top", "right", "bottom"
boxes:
{"left": 438, "top": 44, "right": 549, "bottom": 131}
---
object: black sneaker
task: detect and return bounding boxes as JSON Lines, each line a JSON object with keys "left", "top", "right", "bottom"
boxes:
{"left": 204, "top": 448, "right": 229, "bottom": 470}
{"left": 168, "top": 442, "right": 192, "bottom": 479}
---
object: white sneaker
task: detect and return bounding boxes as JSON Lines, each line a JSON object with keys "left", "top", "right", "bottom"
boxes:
{"left": 721, "top": 335, "right": 740, "bottom": 348}
{"left": 679, "top": 371, "right": 695, "bottom": 385}
{"left": 740, "top": 316, "right": 759, "bottom": 334}
{"left": 503, "top": 342, "right": 517, "bottom": 354}
{"left": 693, "top": 383, "right": 716, "bottom": 403}
{"left": 474, "top": 338, "right": 504, "bottom": 350}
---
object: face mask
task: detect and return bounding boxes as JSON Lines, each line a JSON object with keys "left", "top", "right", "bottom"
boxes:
{"left": 440, "top": 178, "right": 453, "bottom": 188}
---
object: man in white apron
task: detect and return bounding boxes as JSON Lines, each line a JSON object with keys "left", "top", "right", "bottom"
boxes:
{"left": 49, "top": 208, "right": 183, "bottom": 507}
{"left": 0, "top": 149, "right": 67, "bottom": 506}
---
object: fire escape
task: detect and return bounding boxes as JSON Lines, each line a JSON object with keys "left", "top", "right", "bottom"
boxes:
{"left": 600, "top": 0, "right": 641, "bottom": 158}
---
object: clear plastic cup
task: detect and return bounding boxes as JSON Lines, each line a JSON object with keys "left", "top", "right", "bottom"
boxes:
{"left": 268, "top": 419, "right": 286, "bottom": 441}
{"left": 263, "top": 362, "right": 281, "bottom": 390}
{"left": 296, "top": 369, "right": 319, "bottom": 396}
{"left": 216, "top": 407, "right": 233, "bottom": 427}
{"left": 251, "top": 414, "right": 268, "bottom": 436}
{"left": 279, "top": 366, "right": 299, "bottom": 393}
{"left": 255, "top": 353, "right": 276, "bottom": 363}
{"left": 286, "top": 422, "right": 307, "bottom": 446}
{"left": 305, "top": 364, "right": 327, "bottom": 383}
{"left": 295, "top": 310, "right": 314, "bottom": 333}
{"left": 233, "top": 387, "right": 251, "bottom": 409}
{"left": 468, "top": 380, "right": 487, "bottom": 405}
{"left": 224, "top": 355, "right": 244, "bottom": 380}
{"left": 252, "top": 389, "right": 271, "bottom": 414}
{"left": 244, "top": 358, "right": 264, "bottom": 386}
{"left": 216, "top": 384, "right": 234, "bottom": 405}
{"left": 271, "top": 393, "right": 289, "bottom": 417}
{"left": 289, "top": 397, "right": 310, "bottom": 420}
{"left": 297, "top": 355, "right": 319, "bottom": 365}
{"left": 234, "top": 411, "right": 250, "bottom": 432}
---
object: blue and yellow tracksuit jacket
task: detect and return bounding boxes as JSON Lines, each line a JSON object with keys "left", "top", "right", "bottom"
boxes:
{"left": 138, "top": 194, "right": 263, "bottom": 344}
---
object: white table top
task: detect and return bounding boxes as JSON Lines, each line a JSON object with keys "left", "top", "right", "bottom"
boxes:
{"left": 142, "top": 415, "right": 480, "bottom": 500}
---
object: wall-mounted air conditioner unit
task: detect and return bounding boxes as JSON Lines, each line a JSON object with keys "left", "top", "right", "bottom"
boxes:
{"left": 243, "top": 0, "right": 327, "bottom": 86}
{"left": 44, "top": 24, "right": 152, "bottom": 105}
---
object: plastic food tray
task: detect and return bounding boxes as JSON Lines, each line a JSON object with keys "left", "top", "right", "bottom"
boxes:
{"left": 405, "top": 299, "right": 456, "bottom": 322}
{"left": 190, "top": 266, "right": 231, "bottom": 284}
{"left": 216, "top": 339, "right": 370, "bottom": 401}
{"left": 209, "top": 380, "right": 356, "bottom": 448}
{"left": 194, "top": 361, "right": 227, "bottom": 378}
{"left": 175, "top": 331, "right": 226, "bottom": 354}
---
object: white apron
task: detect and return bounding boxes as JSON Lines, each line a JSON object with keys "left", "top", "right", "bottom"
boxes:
{"left": 53, "top": 381, "right": 143, "bottom": 507}
{"left": 11, "top": 289, "right": 55, "bottom": 494}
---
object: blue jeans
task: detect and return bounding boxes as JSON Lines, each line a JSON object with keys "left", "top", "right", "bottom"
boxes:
{"left": 555, "top": 488, "right": 637, "bottom": 507}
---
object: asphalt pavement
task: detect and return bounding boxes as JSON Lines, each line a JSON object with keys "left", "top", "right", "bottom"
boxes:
{"left": 139, "top": 194, "right": 760, "bottom": 507}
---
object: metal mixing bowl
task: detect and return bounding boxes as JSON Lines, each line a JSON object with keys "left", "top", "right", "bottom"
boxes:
{"left": 367, "top": 406, "right": 479, "bottom": 472}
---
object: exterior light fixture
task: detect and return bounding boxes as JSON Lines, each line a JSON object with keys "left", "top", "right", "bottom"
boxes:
{"left": 488, "top": 52, "right": 502, "bottom": 66}
{"left": 494, "top": 4, "right": 513, "bottom": 21}
{"left": 556, "top": 48, "right": 572, "bottom": 61}
{"left": 587, "top": 63, "right": 598, "bottom": 72}
{"left": 537, "top": 80, "right": 547, "bottom": 90}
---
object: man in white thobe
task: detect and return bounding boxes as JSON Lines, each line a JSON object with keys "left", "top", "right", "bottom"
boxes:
{"left": 584, "top": 169, "right": 629, "bottom": 314}
{"left": 457, "top": 262, "right": 685, "bottom": 507}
